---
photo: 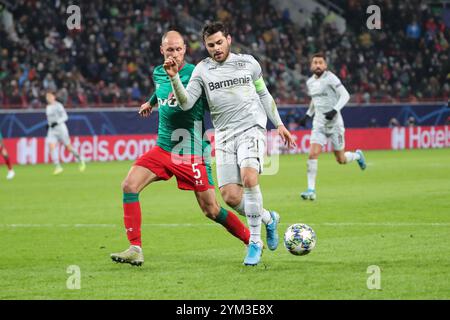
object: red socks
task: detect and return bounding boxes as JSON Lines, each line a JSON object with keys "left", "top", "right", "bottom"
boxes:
{"left": 1, "top": 147, "right": 12, "bottom": 170}
{"left": 216, "top": 207, "right": 250, "bottom": 245}
{"left": 123, "top": 193, "right": 142, "bottom": 247}
{"left": 122, "top": 194, "right": 250, "bottom": 248}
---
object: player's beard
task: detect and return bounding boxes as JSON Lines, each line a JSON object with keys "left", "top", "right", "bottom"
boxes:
{"left": 213, "top": 44, "right": 230, "bottom": 63}
{"left": 313, "top": 68, "right": 325, "bottom": 77}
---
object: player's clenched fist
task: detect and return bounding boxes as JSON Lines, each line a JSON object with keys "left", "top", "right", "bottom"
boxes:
{"left": 163, "top": 57, "right": 178, "bottom": 77}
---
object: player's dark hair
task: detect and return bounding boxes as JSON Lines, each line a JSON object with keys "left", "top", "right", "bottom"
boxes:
{"left": 311, "top": 53, "right": 326, "bottom": 61}
{"left": 46, "top": 89, "right": 57, "bottom": 95}
{"left": 202, "top": 21, "right": 230, "bottom": 41}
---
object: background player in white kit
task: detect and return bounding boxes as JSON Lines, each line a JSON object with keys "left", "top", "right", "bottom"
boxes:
{"left": 45, "top": 90, "right": 86, "bottom": 175}
{"left": 164, "top": 22, "right": 296, "bottom": 266}
{"left": 299, "top": 53, "right": 366, "bottom": 200}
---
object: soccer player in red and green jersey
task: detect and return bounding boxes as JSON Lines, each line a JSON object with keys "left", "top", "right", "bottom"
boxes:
{"left": 0, "top": 132, "right": 15, "bottom": 180}
{"left": 110, "top": 31, "right": 250, "bottom": 266}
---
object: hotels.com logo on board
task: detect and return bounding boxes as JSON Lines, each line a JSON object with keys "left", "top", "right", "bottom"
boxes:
{"left": 391, "top": 126, "right": 450, "bottom": 150}
{"left": 0, "top": 127, "right": 448, "bottom": 165}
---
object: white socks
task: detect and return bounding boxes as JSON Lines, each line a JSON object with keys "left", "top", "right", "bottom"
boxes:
{"left": 233, "top": 198, "right": 272, "bottom": 225}
{"left": 51, "top": 148, "right": 60, "bottom": 166}
{"left": 131, "top": 245, "right": 142, "bottom": 252}
{"left": 306, "top": 152, "right": 361, "bottom": 191}
{"left": 71, "top": 149, "right": 82, "bottom": 162}
{"left": 261, "top": 208, "right": 272, "bottom": 225}
{"left": 243, "top": 185, "right": 263, "bottom": 244}
{"left": 344, "top": 151, "right": 361, "bottom": 163}
{"left": 307, "top": 159, "right": 318, "bottom": 190}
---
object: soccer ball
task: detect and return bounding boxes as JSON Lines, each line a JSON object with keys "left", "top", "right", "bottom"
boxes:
{"left": 284, "top": 223, "right": 317, "bottom": 256}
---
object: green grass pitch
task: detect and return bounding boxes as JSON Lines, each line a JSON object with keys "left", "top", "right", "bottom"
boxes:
{"left": 0, "top": 149, "right": 449, "bottom": 299}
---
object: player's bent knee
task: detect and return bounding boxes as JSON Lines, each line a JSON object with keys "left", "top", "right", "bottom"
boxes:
{"left": 241, "top": 175, "right": 258, "bottom": 188}
{"left": 121, "top": 178, "right": 139, "bottom": 194}
{"left": 240, "top": 159, "right": 259, "bottom": 188}
{"left": 309, "top": 152, "right": 320, "bottom": 159}
{"left": 241, "top": 171, "right": 259, "bottom": 188}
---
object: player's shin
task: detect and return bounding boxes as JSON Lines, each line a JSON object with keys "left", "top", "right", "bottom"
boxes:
{"left": 71, "top": 148, "right": 82, "bottom": 162}
{"left": 233, "top": 199, "right": 272, "bottom": 225}
{"left": 123, "top": 193, "right": 142, "bottom": 248}
{"left": 2, "top": 153, "right": 12, "bottom": 170}
{"left": 307, "top": 159, "right": 318, "bottom": 190}
{"left": 51, "top": 146, "right": 60, "bottom": 167}
{"left": 215, "top": 207, "right": 250, "bottom": 244}
{"left": 243, "top": 186, "right": 263, "bottom": 244}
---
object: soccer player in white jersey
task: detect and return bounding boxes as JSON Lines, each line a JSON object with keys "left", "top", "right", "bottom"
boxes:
{"left": 299, "top": 53, "right": 366, "bottom": 200}
{"left": 45, "top": 90, "right": 86, "bottom": 175}
{"left": 164, "top": 21, "right": 296, "bottom": 266}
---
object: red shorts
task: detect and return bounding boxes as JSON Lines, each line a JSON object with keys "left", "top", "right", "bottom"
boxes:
{"left": 134, "top": 146, "right": 214, "bottom": 192}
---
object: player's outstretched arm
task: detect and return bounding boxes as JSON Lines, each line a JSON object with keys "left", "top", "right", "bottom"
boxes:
{"left": 164, "top": 57, "right": 202, "bottom": 111}
{"left": 254, "top": 77, "right": 283, "bottom": 127}
{"left": 254, "top": 77, "right": 296, "bottom": 148}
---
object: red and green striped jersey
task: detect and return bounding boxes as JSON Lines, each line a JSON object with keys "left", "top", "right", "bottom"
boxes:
{"left": 150, "top": 64, "right": 210, "bottom": 157}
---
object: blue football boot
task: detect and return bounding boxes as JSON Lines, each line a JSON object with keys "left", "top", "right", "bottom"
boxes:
{"left": 243, "top": 241, "right": 263, "bottom": 266}
{"left": 266, "top": 211, "right": 280, "bottom": 251}
{"left": 356, "top": 149, "right": 367, "bottom": 170}
{"left": 300, "top": 189, "right": 316, "bottom": 201}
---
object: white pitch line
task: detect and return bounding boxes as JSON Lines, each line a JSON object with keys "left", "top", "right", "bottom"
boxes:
{"left": 0, "top": 222, "right": 449, "bottom": 228}
{"left": 0, "top": 224, "right": 117, "bottom": 228}
{"left": 321, "top": 222, "right": 450, "bottom": 227}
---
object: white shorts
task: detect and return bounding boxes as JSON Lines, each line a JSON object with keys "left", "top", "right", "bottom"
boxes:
{"left": 310, "top": 124, "right": 345, "bottom": 151}
{"left": 46, "top": 123, "right": 70, "bottom": 145}
{"left": 215, "top": 126, "right": 266, "bottom": 188}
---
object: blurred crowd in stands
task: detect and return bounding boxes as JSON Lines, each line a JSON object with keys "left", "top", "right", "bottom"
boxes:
{"left": 0, "top": 0, "right": 448, "bottom": 109}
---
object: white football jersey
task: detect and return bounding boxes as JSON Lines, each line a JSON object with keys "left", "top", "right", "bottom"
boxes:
{"left": 306, "top": 71, "right": 347, "bottom": 128}
{"left": 46, "top": 101, "right": 68, "bottom": 125}
{"left": 186, "top": 53, "right": 268, "bottom": 142}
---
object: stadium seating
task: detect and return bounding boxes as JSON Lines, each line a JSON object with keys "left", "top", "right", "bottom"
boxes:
{"left": 0, "top": 0, "right": 448, "bottom": 108}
